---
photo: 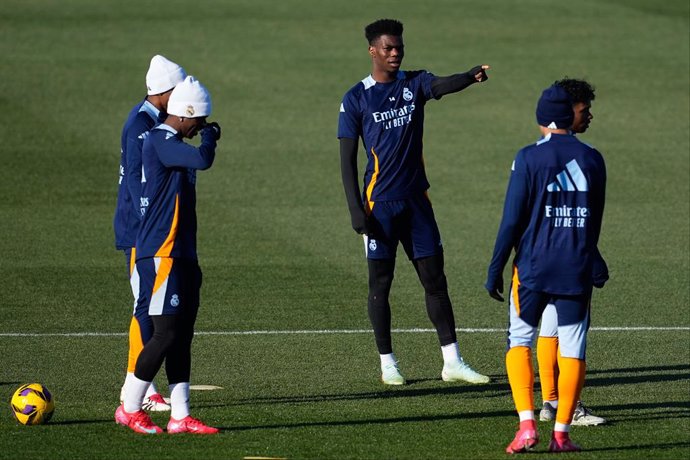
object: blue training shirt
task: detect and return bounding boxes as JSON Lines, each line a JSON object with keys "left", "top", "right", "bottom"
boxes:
{"left": 136, "top": 124, "right": 217, "bottom": 261}
{"left": 113, "top": 99, "right": 162, "bottom": 250}
{"left": 486, "top": 133, "right": 606, "bottom": 295}
{"left": 338, "top": 70, "right": 436, "bottom": 202}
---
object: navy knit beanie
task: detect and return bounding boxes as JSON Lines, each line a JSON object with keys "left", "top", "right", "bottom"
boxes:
{"left": 536, "top": 84, "right": 574, "bottom": 129}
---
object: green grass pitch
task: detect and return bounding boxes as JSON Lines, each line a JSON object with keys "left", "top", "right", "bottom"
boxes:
{"left": 0, "top": 0, "right": 688, "bottom": 458}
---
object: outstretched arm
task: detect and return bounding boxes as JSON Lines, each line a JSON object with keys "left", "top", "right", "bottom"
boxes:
{"left": 340, "top": 137, "right": 368, "bottom": 234}
{"left": 431, "top": 65, "right": 490, "bottom": 99}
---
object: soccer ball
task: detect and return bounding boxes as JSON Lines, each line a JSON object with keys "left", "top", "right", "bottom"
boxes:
{"left": 10, "top": 383, "right": 55, "bottom": 425}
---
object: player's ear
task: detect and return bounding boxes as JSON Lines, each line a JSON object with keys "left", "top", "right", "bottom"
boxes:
{"left": 368, "top": 45, "right": 376, "bottom": 57}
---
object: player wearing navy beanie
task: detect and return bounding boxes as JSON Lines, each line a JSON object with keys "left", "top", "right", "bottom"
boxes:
{"left": 536, "top": 84, "right": 575, "bottom": 129}
{"left": 486, "top": 82, "right": 607, "bottom": 453}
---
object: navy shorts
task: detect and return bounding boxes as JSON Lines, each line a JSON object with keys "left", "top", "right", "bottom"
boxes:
{"left": 507, "top": 267, "right": 591, "bottom": 359}
{"left": 364, "top": 193, "right": 443, "bottom": 260}
{"left": 133, "top": 257, "right": 202, "bottom": 317}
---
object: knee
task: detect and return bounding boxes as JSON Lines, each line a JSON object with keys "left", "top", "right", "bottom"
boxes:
{"left": 419, "top": 269, "right": 447, "bottom": 294}
{"left": 416, "top": 255, "right": 448, "bottom": 293}
{"left": 368, "top": 260, "right": 395, "bottom": 292}
{"left": 151, "top": 329, "right": 177, "bottom": 351}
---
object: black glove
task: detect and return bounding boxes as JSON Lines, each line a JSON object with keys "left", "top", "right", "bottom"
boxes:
{"left": 203, "top": 122, "right": 221, "bottom": 140}
{"left": 349, "top": 206, "right": 369, "bottom": 235}
{"left": 467, "top": 65, "right": 488, "bottom": 82}
{"left": 592, "top": 249, "right": 609, "bottom": 288}
{"left": 485, "top": 276, "right": 504, "bottom": 302}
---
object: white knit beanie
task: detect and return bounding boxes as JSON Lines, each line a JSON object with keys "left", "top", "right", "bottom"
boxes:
{"left": 145, "top": 55, "right": 187, "bottom": 95}
{"left": 167, "top": 76, "right": 212, "bottom": 118}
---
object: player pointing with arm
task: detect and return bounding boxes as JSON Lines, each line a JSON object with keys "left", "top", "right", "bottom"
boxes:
{"left": 116, "top": 76, "right": 222, "bottom": 435}
{"left": 486, "top": 84, "right": 607, "bottom": 453}
{"left": 339, "top": 18, "right": 490, "bottom": 386}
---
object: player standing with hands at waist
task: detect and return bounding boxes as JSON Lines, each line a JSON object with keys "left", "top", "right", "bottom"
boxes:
{"left": 338, "top": 18, "right": 490, "bottom": 385}
{"left": 115, "top": 76, "right": 222, "bottom": 435}
{"left": 485, "top": 84, "right": 607, "bottom": 453}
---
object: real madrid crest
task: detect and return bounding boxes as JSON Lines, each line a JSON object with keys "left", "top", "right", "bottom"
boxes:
{"left": 403, "top": 87, "right": 413, "bottom": 101}
{"left": 185, "top": 105, "right": 195, "bottom": 117}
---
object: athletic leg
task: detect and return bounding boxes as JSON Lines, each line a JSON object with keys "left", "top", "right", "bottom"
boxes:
{"left": 413, "top": 253, "right": 456, "bottom": 346}
{"left": 537, "top": 303, "right": 559, "bottom": 419}
{"left": 121, "top": 249, "right": 168, "bottom": 410}
{"left": 367, "top": 258, "right": 396, "bottom": 354}
{"left": 505, "top": 269, "right": 549, "bottom": 453}
{"left": 548, "top": 295, "right": 590, "bottom": 452}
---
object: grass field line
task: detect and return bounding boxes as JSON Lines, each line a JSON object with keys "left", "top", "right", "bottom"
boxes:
{"left": 0, "top": 326, "right": 688, "bottom": 338}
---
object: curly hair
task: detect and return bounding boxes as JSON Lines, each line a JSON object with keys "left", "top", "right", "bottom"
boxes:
{"left": 554, "top": 78, "right": 596, "bottom": 104}
{"left": 365, "top": 19, "right": 403, "bottom": 44}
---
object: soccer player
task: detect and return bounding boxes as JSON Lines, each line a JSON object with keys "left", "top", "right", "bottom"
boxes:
{"left": 537, "top": 78, "right": 608, "bottom": 427}
{"left": 114, "top": 55, "right": 186, "bottom": 412}
{"left": 338, "top": 18, "right": 490, "bottom": 386}
{"left": 115, "top": 76, "right": 221, "bottom": 434}
{"left": 485, "top": 84, "right": 607, "bottom": 453}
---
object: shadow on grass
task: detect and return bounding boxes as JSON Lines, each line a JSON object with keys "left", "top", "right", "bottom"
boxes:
{"left": 220, "top": 379, "right": 511, "bottom": 407}
{"left": 583, "top": 441, "right": 690, "bottom": 453}
{"left": 586, "top": 363, "right": 690, "bottom": 375}
{"left": 217, "top": 409, "right": 517, "bottom": 432}
{"left": 50, "top": 419, "right": 114, "bottom": 426}
{"left": 583, "top": 371, "right": 690, "bottom": 388}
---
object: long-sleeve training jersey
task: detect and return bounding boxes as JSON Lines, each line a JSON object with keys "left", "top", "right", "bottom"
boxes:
{"left": 113, "top": 99, "right": 161, "bottom": 250}
{"left": 486, "top": 133, "right": 606, "bottom": 295}
{"left": 136, "top": 124, "right": 217, "bottom": 260}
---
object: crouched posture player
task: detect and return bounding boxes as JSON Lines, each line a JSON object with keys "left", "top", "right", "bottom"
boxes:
{"left": 485, "top": 84, "right": 607, "bottom": 453}
{"left": 115, "top": 76, "right": 222, "bottom": 434}
{"left": 339, "top": 18, "right": 491, "bottom": 385}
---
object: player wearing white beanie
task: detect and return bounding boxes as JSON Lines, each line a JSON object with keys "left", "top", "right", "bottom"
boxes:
{"left": 114, "top": 54, "right": 187, "bottom": 417}
{"left": 146, "top": 55, "right": 187, "bottom": 96}
{"left": 116, "top": 74, "right": 221, "bottom": 435}
{"left": 167, "top": 76, "right": 212, "bottom": 119}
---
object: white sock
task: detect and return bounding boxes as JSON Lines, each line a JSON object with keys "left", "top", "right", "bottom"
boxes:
{"left": 379, "top": 353, "right": 398, "bottom": 368}
{"left": 123, "top": 375, "right": 150, "bottom": 413}
{"left": 124, "top": 373, "right": 158, "bottom": 400}
{"left": 144, "top": 381, "right": 158, "bottom": 398}
{"left": 441, "top": 342, "right": 462, "bottom": 365}
{"left": 169, "top": 382, "right": 190, "bottom": 420}
{"left": 518, "top": 410, "right": 535, "bottom": 422}
{"left": 554, "top": 422, "right": 570, "bottom": 432}
{"left": 121, "top": 372, "right": 134, "bottom": 401}
{"left": 544, "top": 399, "right": 559, "bottom": 408}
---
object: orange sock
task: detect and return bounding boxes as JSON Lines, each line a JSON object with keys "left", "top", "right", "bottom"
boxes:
{"left": 506, "top": 346, "right": 534, "bottom": 413}
{"left": 537, "top": 336, "right": 559, "bottom": 402}
{"left": 555, "top": 355, "right": 586, "bottom": 425}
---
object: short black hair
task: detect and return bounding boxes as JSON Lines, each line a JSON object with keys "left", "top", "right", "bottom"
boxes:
{"left": 554, "top": 78, "right": 596, "bottom": 104}
{"left": 365, "top": 19, "right": 403, "bottom": 44}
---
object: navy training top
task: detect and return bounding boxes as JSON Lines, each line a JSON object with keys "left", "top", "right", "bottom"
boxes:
{"left": 113, "top": 99, "right": 162, "bottom": 250}
{"left": 486, "top": 133, "right": 606, "bottom": 295}
{"left": 338, "top": 70, "right": 436, "bottom": 204}
{"left": 136, "top": 124, "right": 217, "bottom": 260}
